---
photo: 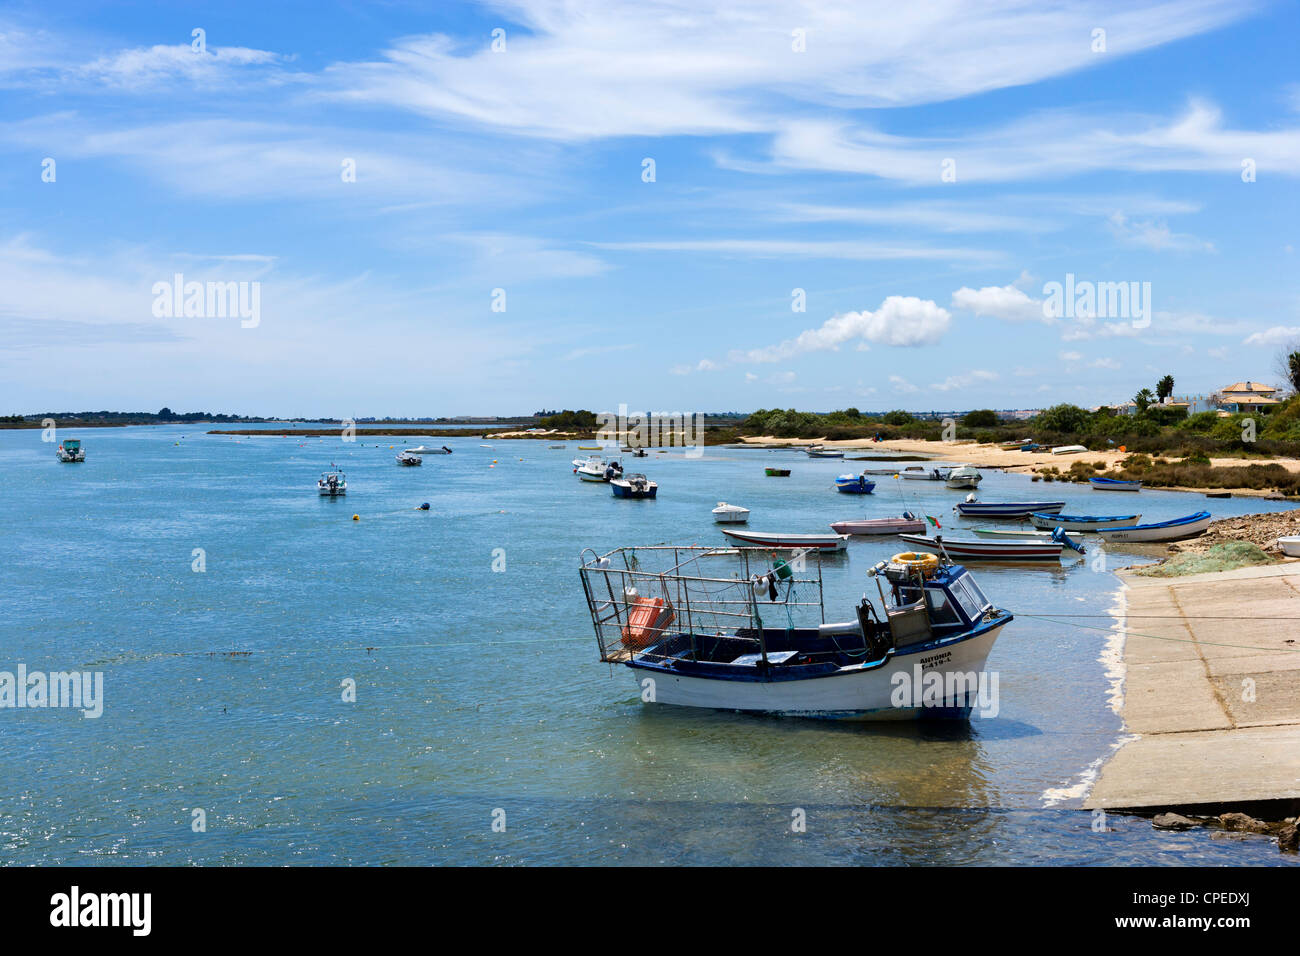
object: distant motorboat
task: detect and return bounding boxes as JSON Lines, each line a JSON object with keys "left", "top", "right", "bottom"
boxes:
{"left": 1096, "top": 512, "right": 1213, "bottom": 543}
{"left": 407, "top": 445, "right": 452, "bottom": 454}
{"left": 56, "top": 439, "right": 85, "bottom": 462}
{"left": 902, "top": 467, "right": 950, "bottom": 481}
{"left": 611, "top": 474, "right": 657, "bottom": 499}
{"left": 395, "top": 451, "right": 423, "bottom": 466}
{"left": 720, "top": 529, "right": 849, "bottom": 551}
{"left": 834, "top": 474, "right": 876, "bottom": 494}
{"left": 318, "top": 471, "right": 347, "bottom": 496}
{"left": 829, "top": 514, "right": 925, "bottom": 536}
{"left": 1090, "top": 476, "right": 1141, "bottom": 491}
{"left": 805, "top": 445, "right": 844, "bottom": 459}
{"left": 945, "top": 465, "right": 982, "bottom": 489}
{"left": 575, "top": 456, "right": 622, "bottom": 482}
{"left": 712, "top": 502, "right": 750, "bottom": 524}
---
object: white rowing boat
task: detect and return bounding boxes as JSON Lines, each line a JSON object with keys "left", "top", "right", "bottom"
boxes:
{"left": 720, "top": 529, "right": 848, "bottom": 551}
{"left": 1096, "top": 512, "right": 1213, "bottom": 543}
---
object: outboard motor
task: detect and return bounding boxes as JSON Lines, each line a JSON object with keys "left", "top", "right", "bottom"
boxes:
{"left": 1051, "top": 526, "right": 1086, "bottom": 554}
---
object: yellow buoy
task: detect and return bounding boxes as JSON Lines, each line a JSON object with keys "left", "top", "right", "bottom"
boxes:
{"left": 352, "top": 514, "right": 359, "bottom": 521}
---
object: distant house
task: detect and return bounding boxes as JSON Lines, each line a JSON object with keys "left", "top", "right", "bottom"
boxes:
{"left": 1215, "top": 382, "right": 1280, "bottom": 414}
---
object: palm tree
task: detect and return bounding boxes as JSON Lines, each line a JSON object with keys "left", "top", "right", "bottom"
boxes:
{"left": 1156, "top": 375, "right": 1174, "bottom": 401}
{"left": 1134, "top": 388, "right": 1155, "bottom": 413}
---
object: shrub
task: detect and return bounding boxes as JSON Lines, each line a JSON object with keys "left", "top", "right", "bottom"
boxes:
{"left": 961, "top": 409, "right": 999, "bottom": 428}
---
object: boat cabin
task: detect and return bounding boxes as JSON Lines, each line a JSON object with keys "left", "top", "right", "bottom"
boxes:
{"left": 869, "top": 562, "right": 993, "bottom": 650}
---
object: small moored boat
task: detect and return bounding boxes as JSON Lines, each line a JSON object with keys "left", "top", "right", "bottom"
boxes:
{"left": 834, "top": 473, "right": 876, "bottom": 494}
{"left": 902, "top": 467, "right": 951, "bottom": 481}
{"left": 1029, "top": 512, "right": 1140, "bottom": 531}
{"left": 956, "top": 501, "right": 1065, "bottom": 519}
{"left": 1278, "top": 536, "right": 1300, "bottom": 557}
{"left": 578, "top": 545, "right": 1012, "bottom": 720}
{"left": 395, "top": 451, "right": 423, "bottom": 466}
{"left": 713, "top": 502, "right": 750, "bottom": 524}
{"left": 1090, "top": 476, "right": 1141, "bottom": 491}
{"left": 611, "top": 474, "right": 658, "bottom": 499}
{"left": 897, "top": 533, "right": 1066, "bottom": 563}
{"left": 574, "top": 456, "right": 622, "bottom": 482}
{"left": 830, "top": 514, "right": 926, "bottom": 536}
{"left": 407, "top": 445, "right": 452, "bottom": 454}
{"left": 720, "top": 529, "right": 848, "bottom": 552}
{"left": 945, "top": 465, "right": 982, "bottom": 489}
{"left": 765, "top": 467, "right": 791, "bottom": 477}
{"left": 1096, "top": 511, "right": 1213, "bottom": 543}
{"left": 56, "top": 439, "right": 85, "bottom": 462}
{"left": 1051, "top": 444, "right": 1088, "bottom": 455}
{"left": 805, "top": 444, "right": 844, "bottom": 458}
{"left": 318, "top": 471, "right": 347, "bottom": 496}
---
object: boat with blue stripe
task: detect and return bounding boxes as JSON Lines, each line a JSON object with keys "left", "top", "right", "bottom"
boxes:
{"left": 955, "top": 500, "right": 1065, "bottom": 518}
{"left": 578, "top": 545, "right": 1011, "bottom": 720}
{"left": 1096, "top": 511, "right": 1213, "bottom": 543}
{"left": 1089, "top": 476, "right": 1142, "bottom": 491}
{"left": 1029, "top": 512, "right": 1140, "bottom": 531}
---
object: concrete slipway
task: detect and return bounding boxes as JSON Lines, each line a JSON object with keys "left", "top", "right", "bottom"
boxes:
{"left": 1085, "top": 561, "right": 1300, "bottom": 813}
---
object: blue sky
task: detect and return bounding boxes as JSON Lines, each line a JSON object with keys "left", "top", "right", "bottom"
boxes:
{"left": 1, "top": 0, "right": 1297, "bottom": 416}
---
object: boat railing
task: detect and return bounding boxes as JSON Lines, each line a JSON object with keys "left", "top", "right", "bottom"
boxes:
{"left": 578, "top": 546, "right": 827, "bottom": 663}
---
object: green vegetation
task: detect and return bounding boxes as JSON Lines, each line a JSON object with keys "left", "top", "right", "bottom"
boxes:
{"left": 961, "top": 409, "right": 999, "bottom": 428}
{"left": 538, "top": 409, "right": 598, "bottom": 431}
{"left": 1134, "top": 542, "right": 1276, "bottom": 578}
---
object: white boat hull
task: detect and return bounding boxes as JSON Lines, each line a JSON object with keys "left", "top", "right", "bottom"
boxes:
{"left": 946, "top": 477, "right": 981, "bottom": 489}
{"left": 713, "top": 512, "right": 750, "bottom": 524}
{"left": 1279, "top": 536, "right": 1300, "bottom": 557}
{"left": 1029, "top": 514, "right": 1140, "bottom": 531}
{"left": 628, "top": 624, "right": 1004, "bottom": 719}
{"left": 1097, "top": 514, "right": 1214, "bottom": 543}
{"left": 720, "top": 530, "right": 848, "bottom": 551}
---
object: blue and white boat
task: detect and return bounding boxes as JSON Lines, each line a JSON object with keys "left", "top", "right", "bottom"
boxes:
{"left": 578, "top": 545, "right": 1012, "bottom": 721}
{"left": 1096, "top": 511, "right": 1213, "bottom": 543}
{"left": 956, "top": 500, "right": 1065, "bottom": 519}
{"left": 1029, "top": 512, "right": 1140, "bottom": 531}
{"left": 610, "top": 474, "right": 658, "bottom": 499}
{"left": 1090, "top": 476, "right": 1142, "bottom": 491}
{"left": 805, "top": 444, "right": 844, "bottom": 459}
{"left": 834, "top": 473, "right": 876, "bottom": 494}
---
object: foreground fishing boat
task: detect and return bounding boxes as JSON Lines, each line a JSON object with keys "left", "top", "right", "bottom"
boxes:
{"left": 956, "top": 500, "right": 1065, "bottom": 518}
{"left": 829, "top": 514, "right": 926, "bottom": 535}
{"left": 317, "top": 471, "right": 346, "bottom": 496}
{"left": 712, "top": 502, "right": 750, "bottom": 523}
{"left": 1096, "top": 511, "right": 1213, "bottom": 543}
{"left": 834, "top": 473, "right": 876, "bottom": 494}
{"left": 1090, "top": 476, "right": 1142, "bottom": 491}
{"left": 1029, "top": 512, "right": 1140, "bottom": 531}
{"left": 55, "top": 439, "right": 85, "bottom": 462}
{"left": 897, "top": 533, "right": 1066, "bottom": 562}
{"left": 578, "top": 545, "right": 1012, "bottom": 720}
{"left": 720, "top": 529, "right": 848, "bottom": 551}
{"left": 610, "top": 474, "right": 658, "bottom": 498}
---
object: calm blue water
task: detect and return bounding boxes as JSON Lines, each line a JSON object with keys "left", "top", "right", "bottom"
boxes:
{"left": 2, "top": 425, "right": 1296, "bottom": 865}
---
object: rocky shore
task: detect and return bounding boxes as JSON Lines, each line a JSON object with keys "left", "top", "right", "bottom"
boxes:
{"left": 1171, "top": 509, "right": 1300, "bottom": 555}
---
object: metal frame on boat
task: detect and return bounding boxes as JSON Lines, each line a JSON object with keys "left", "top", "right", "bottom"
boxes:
{"left": 577, "top": 545, "right": 1012, "bottom": 720}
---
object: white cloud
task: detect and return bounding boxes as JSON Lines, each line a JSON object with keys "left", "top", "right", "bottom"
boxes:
{"left": 1059, "top": 350, "right": 1083, "bottom": 362}
{"left": 734, "top": 296, "right": 951, "bottom": 363}
{"left": 951, "top": 282, "right": 1047, "bottom": 323}
{"left": 889, "top": 375, "right": 919, "bottom": 394}
{"left": 592, "top": 238, "right": 996, "bottom": 264}
{"left": 1090, "top": 357, "right": 1122, "bottom": 369}
{"left": 929, "top": 369, "right": 999, "bottom": 392}
{"left": 78, "top": 44, "right": 284, "bottom": 90}
{"left": 1244, "top": 326, "right": 1300, "bottom": 347}
{"left": 321, "top": 1, "right": 1250, "bottom": 141}
{"left": 1106, "top": 212, "right": 1214, "bottom": 252}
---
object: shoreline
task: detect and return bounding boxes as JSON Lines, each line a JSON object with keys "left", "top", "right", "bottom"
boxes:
{"left": 1082, "top": 560, "right": 1300, "bottom": 840}
{"left": 738, "top": 435, "right": 1300, "bottom": 498}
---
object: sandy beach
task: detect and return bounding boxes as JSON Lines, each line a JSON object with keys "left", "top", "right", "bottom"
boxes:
{"left": 739, "top": 435, "right": 1300, "bottom": 498}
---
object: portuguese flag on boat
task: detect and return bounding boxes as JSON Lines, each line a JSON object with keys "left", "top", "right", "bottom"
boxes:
{"left": 926, "top": 515, "right": 942, "bottom": 530}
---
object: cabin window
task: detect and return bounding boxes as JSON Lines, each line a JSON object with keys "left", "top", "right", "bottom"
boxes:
{"left": 947, "top": 581, "right": 982, "bottom": 622}
{"left": 925, "top": 590, "right": 961, "bottom": 625}
{"left": 951, "top": 574, "right": 987, "bottom": 613}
